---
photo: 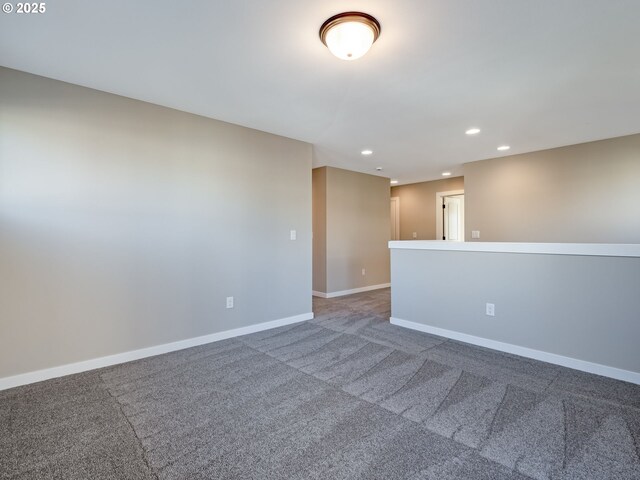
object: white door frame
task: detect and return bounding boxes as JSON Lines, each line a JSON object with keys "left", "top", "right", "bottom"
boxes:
{"left": 435, "top": 190, "right": 464, "bottom": 241}
{"left": 390, "top": 196, "right": 400, "bottom": 240}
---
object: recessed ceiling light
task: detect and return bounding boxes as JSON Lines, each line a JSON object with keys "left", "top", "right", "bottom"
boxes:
{"left": 497, "top": 145, "right": 511, "bottom": 151}
{"left": 390, "top": 179, "right": 398, "bottom": 184}
{"left": 465, "top": 128, "right": 481, "bottom": 135}
{"left": 376, "top": 167, "right": 383, "bottom": 171}
{"left": 320, "top": 12, "right": 381, "bottom": 61}
{"left": 361, "top": 149, "right": 373, "bottom": 155}
{"left": 442, "top": 172, "right": 452, "bottom": 176}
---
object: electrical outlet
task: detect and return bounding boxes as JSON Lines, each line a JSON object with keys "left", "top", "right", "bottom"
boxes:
{"left": 362, "top": 268, "right": 366, "bottom": 276}
{"left": 486, "top": 303, "right": 495, "bottom": 316}
{"left": 226, "top": 296, "right": 234, "bottom": 309}
{"left": 290, "top": 230, "right": 297, "bottom": 240}
{"left": 472, "top": 230, "right": 480, "bottom": 239}
{"left": 412, "top": 232, "right": 417, "bottom": 238}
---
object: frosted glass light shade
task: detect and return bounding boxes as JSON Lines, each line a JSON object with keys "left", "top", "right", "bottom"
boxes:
{"left": 320, "top": 12, "right": 381, "bottom": 61}
{"left": 325, "top": 21, "right": 374, "bottom": 60}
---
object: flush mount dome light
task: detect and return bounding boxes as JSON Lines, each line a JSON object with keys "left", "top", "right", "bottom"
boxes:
{"left": 320, "top": 12, "right": 381, "bottom": 60}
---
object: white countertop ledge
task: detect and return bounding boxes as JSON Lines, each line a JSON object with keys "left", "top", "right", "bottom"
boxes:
{"left": 388, "top": 241, "right": 640, "bottom": 258}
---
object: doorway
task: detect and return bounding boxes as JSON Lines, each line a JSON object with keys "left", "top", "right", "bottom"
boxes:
{"left": 390, "top": 197, "right": 400, "bottom": 240}
{"left": 435, "top": 190, "right": 464, "bottom": 241}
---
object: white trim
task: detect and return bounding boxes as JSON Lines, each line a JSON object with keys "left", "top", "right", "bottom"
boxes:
{"left": 390, "top": 317, "right": 640, "bottom": 385}
{"left": 314, "top": 283, "right": 390, "bottom": 299}
{"left": 388, "top": 240, "right": 640, "bottom": 258}
{"left": 0, "top": 312, "right": 314, "bottom": 391}
{"left": 435, "top": 189, "right": 464, "bottom": 241}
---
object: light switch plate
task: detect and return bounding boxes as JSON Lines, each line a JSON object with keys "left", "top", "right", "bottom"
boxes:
{"left": 290, "top": 230, "right": 297, "bottom": 240}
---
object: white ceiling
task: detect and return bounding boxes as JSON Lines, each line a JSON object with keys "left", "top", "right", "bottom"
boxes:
{"left": 2, "top": 0, "right": 640, "bottom": 184}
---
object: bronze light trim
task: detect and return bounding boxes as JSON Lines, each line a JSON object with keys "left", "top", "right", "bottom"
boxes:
{"left": 319, "top": 12, "right": 381, "bottom": 47}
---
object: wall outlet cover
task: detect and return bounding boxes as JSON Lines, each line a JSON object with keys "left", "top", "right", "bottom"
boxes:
{"left": 486, "top": 303, "right": 495, "bottom": 316}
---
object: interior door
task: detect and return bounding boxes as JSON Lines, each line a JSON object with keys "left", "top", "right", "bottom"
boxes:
{"left": 443, "top": 195, "right": 464, "bottom": 241}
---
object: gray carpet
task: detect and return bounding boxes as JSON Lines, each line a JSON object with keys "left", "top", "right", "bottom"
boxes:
{"left": 1, "top": 289, "right": 639, "bottom": 479}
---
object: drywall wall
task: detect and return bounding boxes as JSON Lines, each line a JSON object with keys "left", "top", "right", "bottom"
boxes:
{"left": 0, "top": 67, "right": 312, "bottom": 379}
{"left": 391, "top": 176, "right": 464, "bottom": 240}
{"left": 464, "top": 134, "right": 640, "bottom": 242}
{"left": 312, "top": 167, "right": 327, "bottom": 293}
{"left": 390, "top": 247, "right": 640, "bottom": 379}
{"left": 312, "top": 167, "right": 390, "bottom": 295}
{"left": 325, "top": 167, "right": 391, "bottom": 293}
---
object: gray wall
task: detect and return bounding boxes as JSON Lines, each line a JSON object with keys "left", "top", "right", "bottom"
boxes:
{"left": 312, "top": 167, "right": 327, "bottom": 293}
{"left": 391, "top": 176, "right": 464, "bottom": 240}
{"left": 0, "top": 67, "right": 312, "bottom": 378}
{"left": 313, "top": 167, "right": 390, "bottom": 294}
{"left": 464, "top": 134, "right": 640, "bottom": 243}
{"left": 391, "top": 249, "right": 640, "bottom": 374}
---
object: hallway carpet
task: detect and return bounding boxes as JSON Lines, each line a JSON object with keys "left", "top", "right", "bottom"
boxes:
{"left": 1, "top": 289, "right": 639, "bottom": 479}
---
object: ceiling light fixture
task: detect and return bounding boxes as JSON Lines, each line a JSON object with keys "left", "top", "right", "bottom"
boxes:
{"left": 497, "top": 145, "right": 511, "bottom": 151}
{"left": 320, "top": 12, "right": 381, "bottom": 61}
{"left": 390, "top": 179, "right": 398, "bottom": 184}
{"left": 442, "top": 172, "right": 452, "bottom": 176}
{"left": 361, "top": 149, "right": 373, "bottom": 155}
{"left": 465, "top": 128, "right": 481, "bottom": 135}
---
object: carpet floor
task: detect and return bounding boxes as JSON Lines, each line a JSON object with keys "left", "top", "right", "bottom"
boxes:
{"left": 1, "top": 288, "right": 639, "bottom": 479}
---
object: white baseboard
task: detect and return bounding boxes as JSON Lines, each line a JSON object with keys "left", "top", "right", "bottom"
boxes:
{"left": 0, "top": 312, "right": 314, "bottom": 392}
{"left": 313, "top": 283, "right": 391, "bottom": 299}
{"left": 390, "top": 317, "right": 640, "bottom": 385}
